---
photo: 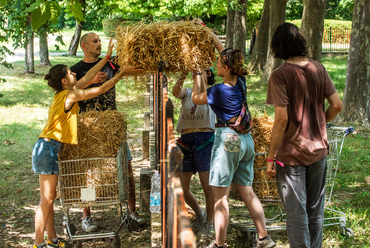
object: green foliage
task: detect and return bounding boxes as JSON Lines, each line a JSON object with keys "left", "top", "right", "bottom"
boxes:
{"left": 286, "top": 0, "right": 303, "bottom": 20}
{"left": 290, "top": 19, "right": 352, "bottom": 30}
{"left": 325, "top": 0, "right": 354, "bottom": 21}
{"left": 289, "top": 19, "right": 352, "bottom": 43}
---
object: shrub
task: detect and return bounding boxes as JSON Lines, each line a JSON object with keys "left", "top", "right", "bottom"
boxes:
{"left": 288, "top": 19, "right": 352, "bottom": 43}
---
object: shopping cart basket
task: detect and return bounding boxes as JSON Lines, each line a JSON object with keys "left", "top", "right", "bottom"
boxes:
{"left": 230, "top": 125, "right": 354, "bottom": 247}
{"left": 58, "top": 142, "right": 132, "bottom": 248}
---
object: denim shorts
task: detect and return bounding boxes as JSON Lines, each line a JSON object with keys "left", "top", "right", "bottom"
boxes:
{"left": 209, "top": 127, "right": 255, "bottom": 187}
{"left": 177, "top": 132, "right": 214, "bottom": 173}
{"left": 32, "top": 138, "right": 63, "bottom": 175}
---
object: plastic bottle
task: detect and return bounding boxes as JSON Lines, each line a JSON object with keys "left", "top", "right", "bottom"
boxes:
{"left": 150, "top": 171, "right": 161, "bottom": 213}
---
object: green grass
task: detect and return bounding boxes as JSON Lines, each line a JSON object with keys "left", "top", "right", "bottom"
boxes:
{"left": 1, "top": 31, "right": 369, "bottom": 247}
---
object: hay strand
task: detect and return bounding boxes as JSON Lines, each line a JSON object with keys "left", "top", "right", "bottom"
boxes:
{"left": 115, "top": 21, "right": 216, "bottom": 73}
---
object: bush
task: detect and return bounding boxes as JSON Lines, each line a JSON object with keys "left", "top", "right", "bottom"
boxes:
{"left": 288, "top": 19, "right": 352, "bottom": 43}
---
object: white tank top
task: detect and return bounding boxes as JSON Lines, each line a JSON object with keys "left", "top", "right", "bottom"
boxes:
{"left": 176, "top": 88, "right": 216, "bottom": 133}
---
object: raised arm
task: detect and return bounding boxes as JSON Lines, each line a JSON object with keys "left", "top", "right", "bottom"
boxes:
{"left": 193, "top": 18, "right": 225, "bottom": 54}
{"left": 75, "top": 39, "right": 114, "bottom": 88}
{"left": 172, "top": 72, "right": 188, "bottom": 99}
{"left": 191, "top": 71, "right": 208, "bottom": 105}
{"left": 65, "top": 65, "right": 143, "bottom": 109}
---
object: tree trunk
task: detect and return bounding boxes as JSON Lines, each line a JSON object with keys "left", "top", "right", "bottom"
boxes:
{"left": 68, "top": 21, "right": 83, "bottom": 56}
{"left": 25, "top": 12, "right": 34, "bottom": 74}
{"left": 259, "top": 0, "right": 287, "bottom": 83}
{"left": 248, "top": 0, "right": 270, "bottom": 72}
{"left": 340, "top": 0, "right": 370, "bottom": 125}
{"left": 301, "top": 0, "right": 327, "bottom": 61}
{"left": 225, "top": 2, "right": 235, "bottom": 49}
{"left": 233, "top": 0, "right": 247, "bottom": 59}
{"left": 39, "top": 31, "right": 51, "bottom": 66}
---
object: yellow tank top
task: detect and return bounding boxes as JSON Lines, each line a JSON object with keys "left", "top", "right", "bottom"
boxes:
{"left": 40, "top": 90, "right": 79, "bottom": 144}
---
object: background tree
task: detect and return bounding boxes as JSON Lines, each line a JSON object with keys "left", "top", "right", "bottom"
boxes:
{"left": 247, "top": 0, "right": 270, "bottom": 71}
{"left": 233, "top": 0, "right": 247, "bottom": 57}
{"left": 67, "top": 0, "right": 85, "bottom": 55}
{"left": 0, "top": 0, "right": 14, "bottom": 91}
{"left": 301, "top": 0, "right": 328, "bottom": 61}
{"left": 340, "top": 0, "right": 370, "bottom": 124}
{"left": 259, "top": 0, "right": 288, "bottom": 83}
{"left": 225, "top": 1, "right": 235, "bottom": 48}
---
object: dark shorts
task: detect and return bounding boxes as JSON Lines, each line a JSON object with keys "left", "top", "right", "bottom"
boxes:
{"left": 177, "top": 132, "right": 214, "bottom": 173}
{"left": 32, "top": 138, "right": 63, "bottom": 175}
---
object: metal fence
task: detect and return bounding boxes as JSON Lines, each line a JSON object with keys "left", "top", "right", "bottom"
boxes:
{"left": 151, "top": 64, "right": 196, "bottom": 248}
{"left": 322, "top": 27, "right": 351, "bottom": 53}
{"left": 218, "top": 27, "right": 351, "bottom": 54}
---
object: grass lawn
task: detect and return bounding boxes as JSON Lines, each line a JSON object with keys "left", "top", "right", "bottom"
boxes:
{"left": 0, "top": 31, "right": 369, "bottom": 247}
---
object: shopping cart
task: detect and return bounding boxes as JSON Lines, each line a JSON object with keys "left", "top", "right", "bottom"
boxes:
{"left": 58, "top": 142, "right": 133, "bottom": 248}
{"left": 230, "top": 125, "right": 354, "bottom": 247}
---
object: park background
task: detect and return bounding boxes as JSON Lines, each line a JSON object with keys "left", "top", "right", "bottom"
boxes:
{"left": 1, "top": 0, "right": 369, "bottom": 247}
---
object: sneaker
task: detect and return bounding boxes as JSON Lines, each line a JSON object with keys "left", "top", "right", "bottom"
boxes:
{"left": 33, "top": 244, "right": 46, "bottom": 248}
{"left": 46, "top": 237, "right": 72, "bottom": 248}
{"left": 81, "top": 216, "right": 98, "bottom": 232}
{"left": 192, "top": 210, "right": 207, "bottom": 233}
{"left": 130, "top": 212, "right": 146, "bottom": 225}
{"left": 206, "top": 241, "right": 227, "bottom": 248}
{"left": 256, "top": 235, "right": 276, "bottom": 248}
{"left": 197, "top": 221, "right": 214, "bottom": 236}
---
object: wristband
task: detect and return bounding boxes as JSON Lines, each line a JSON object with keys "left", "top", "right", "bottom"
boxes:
{"left": 194, "top": 72, "right": 202, "bottom": 75}
{"left": 105, "top": 55, "right": 116, "bottom": 70}
{"left": 267, "top": 159, "right": 284, "bottom": 167}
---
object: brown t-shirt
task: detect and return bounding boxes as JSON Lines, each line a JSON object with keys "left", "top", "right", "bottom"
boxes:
{"left": 266, "top": 60, "right": 337, "bottom": 166}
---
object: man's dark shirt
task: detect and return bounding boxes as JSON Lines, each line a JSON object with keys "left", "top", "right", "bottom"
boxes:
{"left": 70, "top": 58, "right": 118, "bottom": 113}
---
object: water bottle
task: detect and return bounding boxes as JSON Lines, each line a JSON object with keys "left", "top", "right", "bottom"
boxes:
{"left": 150, "top": 171, "right": 161, "bottom": 213}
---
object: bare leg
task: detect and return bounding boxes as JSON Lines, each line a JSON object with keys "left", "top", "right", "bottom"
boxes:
{"left": 212, "top": 186, "right": 229, "bottom": 246}
{"left": 82, "top": 207, "right": 90, "bottom": 219}
{"left": 236, "top": 185, "right": 267, "bottom": 239}
{"left": 127, "top": 160, "right": 136, "bottom": 213}
{"left": 198, "top": 171, "right": 214, "bottom": 222}
{"left": 34, "top": 174, "right": 58, "bottom": 245}
{"left": 181, "top": 172, "right": 202, "bottom": 215}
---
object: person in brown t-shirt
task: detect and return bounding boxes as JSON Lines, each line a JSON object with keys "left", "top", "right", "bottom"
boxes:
{"left": 266, "top": 23, "right": 342, "bottom": 247}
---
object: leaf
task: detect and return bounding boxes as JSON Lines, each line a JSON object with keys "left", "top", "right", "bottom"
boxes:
{"left": 49, "top": 1, "right": 60, "bottom": 25}
{"left": 31, "top": 2, "right": 51, "bottom": 30}
{"left": 70, "top": 1, "right": 85, "bottom": 23}
{"left": 23, "top": 0, "right": 43, "bottom": 13}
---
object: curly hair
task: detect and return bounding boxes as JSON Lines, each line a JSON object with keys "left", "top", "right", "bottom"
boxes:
{"left": 220, "top": 48, "right": 249, "bottom": 76}
{"left": 206, "top": 69, "right": 216, "bottom": 86}
{"left": 270, "top": 23, "right": 307, "bottom": 60}
{"left": 44, "top": 64, "right": 68, "bottom": 93}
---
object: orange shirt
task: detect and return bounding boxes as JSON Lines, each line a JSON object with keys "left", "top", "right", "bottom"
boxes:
{"left": 40, "top": 90, "right": 79, "bottom": 144}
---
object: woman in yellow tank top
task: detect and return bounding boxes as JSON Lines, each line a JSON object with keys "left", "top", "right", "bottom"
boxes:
{"left": 31, "top": 40, "right": 142, "bottom": 248}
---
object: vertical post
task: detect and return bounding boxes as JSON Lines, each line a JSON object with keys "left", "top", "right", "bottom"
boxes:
{"left": 329, "top": 27, "right": 332, "bottom": 53}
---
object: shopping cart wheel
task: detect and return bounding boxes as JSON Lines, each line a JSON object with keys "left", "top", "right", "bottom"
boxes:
{"left": 110, "top": 236, "right": 121, "bottom": 248}
{"left": 72, "top": 241, "right": 82, "bottom": 248}
{"left": 64, "top": 223, "right": 77, "bottom": 236}
{"left": 341, "top": 227, "right": 354, "bottom": 237}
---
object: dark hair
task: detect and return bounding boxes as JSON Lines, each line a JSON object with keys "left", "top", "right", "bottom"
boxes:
{"left": 270, "top": 23, "right": 307, "bottom": 60}
{"left": 220, "top": 48, "right": 249, "bottom": 76}
{"left": 206, "top": 69, "right": 215, "bottom": 86}
{"left": 44, "top": 64, "right": 68, "bottom": 93}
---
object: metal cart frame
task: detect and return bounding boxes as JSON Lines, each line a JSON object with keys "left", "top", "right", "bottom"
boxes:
{"left": 58, "top": 143, "right": 131, "bottom": 248}
{"left": 230, "top": 126, "right": 354, "bottom": 247}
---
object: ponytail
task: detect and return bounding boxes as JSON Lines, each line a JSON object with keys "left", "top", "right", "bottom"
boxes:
{"left": 44, "top": 64, "right": 68, "bottom": 93}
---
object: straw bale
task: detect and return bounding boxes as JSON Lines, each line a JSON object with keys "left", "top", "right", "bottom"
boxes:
{"left": 114, "top": 21, "right": 216, "bottom": 73}
{"left": 58, "top": 110, "right": 127, "bottom": 204}
{"left": 59, "top": 110, "right": 127, "bottom": 160}
{"left": 230, "top": 116, "right": 279, "bottom": 201}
